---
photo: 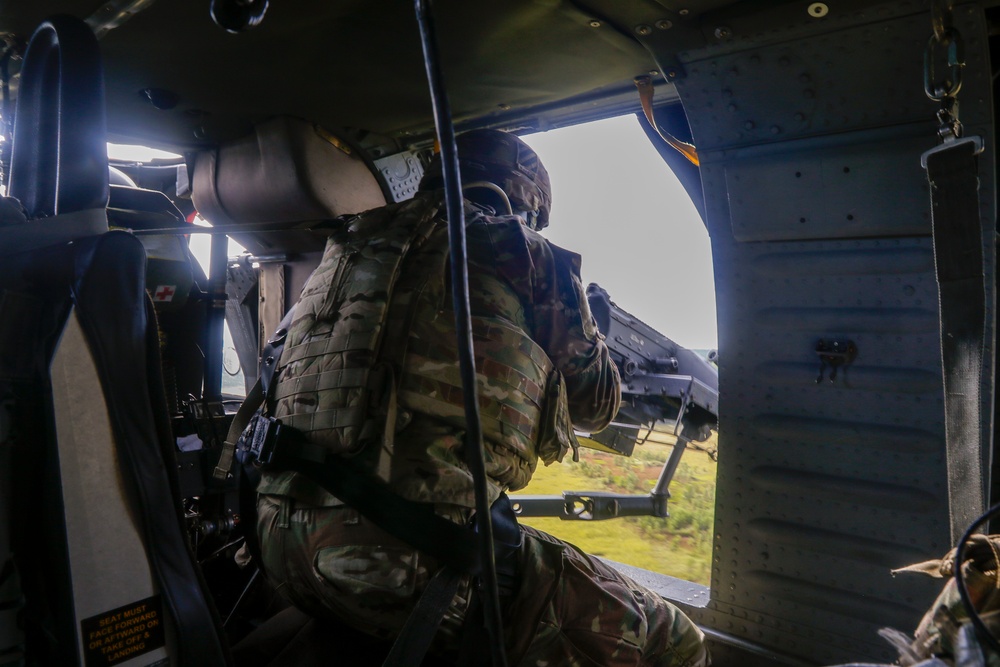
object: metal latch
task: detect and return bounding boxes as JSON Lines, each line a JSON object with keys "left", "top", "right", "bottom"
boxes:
{"left": 815, "top": 339, "right": 857, "bottom": 384}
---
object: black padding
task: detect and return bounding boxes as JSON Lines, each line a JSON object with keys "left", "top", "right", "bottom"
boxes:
{"left": 232, "top": 607, "right": 334, "bottom": 666}
{"left": 69, "top": 232, "right": 231, "bottom": 666}
{"left": 3, "top": 280, "right": 77, "bottom": 666}
{"left": 8, "top": 15, "right": 109, "bottom": 218}
{"left": 108, "top": 184, "right": 187, "bottom": 229}
{"left": 231, "top": 607, "right": 456, "bottom": 667}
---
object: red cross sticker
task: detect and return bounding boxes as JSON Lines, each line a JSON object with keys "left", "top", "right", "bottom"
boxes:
{"left": 153, "top": 285, "right": 176, "bottom": 302}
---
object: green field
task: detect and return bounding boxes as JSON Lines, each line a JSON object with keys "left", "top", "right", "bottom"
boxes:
{"left": 516, "top": 431, "right": 718, "bottom": 585}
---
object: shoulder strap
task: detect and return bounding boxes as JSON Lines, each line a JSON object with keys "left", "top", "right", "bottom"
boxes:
{"left": 213, "top": 306, "right": 296, "bottom": 480}
{"left": 923, "top": 137, "right": 988, "bottom": 542}
{"left": 272, "top": 200, "right": 444, "bottom": 452}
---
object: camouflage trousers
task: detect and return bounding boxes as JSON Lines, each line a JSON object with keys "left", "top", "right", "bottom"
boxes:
{"left": 257, "top": 494, "right": 709, "bottom": 667}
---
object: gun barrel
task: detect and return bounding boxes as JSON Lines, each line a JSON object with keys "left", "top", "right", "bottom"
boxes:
{"left": 587, "top": 282, "right": 718, "bottom": 394}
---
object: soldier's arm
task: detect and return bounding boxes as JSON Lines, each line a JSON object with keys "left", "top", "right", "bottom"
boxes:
{"left": 478, "top": 218, "right": 621, "bottom": 431}
{"left": 531, "top": 239, "right": 622, "bottom": 432}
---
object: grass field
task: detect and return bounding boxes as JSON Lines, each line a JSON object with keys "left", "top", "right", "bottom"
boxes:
{"left": 516, "top": 430, "right": 718, "bottom": 585}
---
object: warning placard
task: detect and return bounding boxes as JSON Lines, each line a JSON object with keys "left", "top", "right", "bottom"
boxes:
{"left": 81, "top": 595, "right": 166, "bottom": 667}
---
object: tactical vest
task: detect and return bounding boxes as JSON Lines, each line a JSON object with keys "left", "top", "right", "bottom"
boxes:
{"left": 267, "top": 193, "right": 576, "bottom": 491}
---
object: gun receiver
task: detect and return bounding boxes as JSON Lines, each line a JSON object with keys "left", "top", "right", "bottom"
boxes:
{"left": 511, "top": 283, "right": 719, "bottom": 521}
{"left": 584, "top": 282, "right": 718, "bottom": 456}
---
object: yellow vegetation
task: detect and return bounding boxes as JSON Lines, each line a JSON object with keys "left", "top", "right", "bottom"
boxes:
{"left": 517, "top": 431, "right": 718, "bottom": 585}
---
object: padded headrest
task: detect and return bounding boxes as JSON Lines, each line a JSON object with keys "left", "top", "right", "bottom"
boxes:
{"left": 108, "top": 185, "right": 187, "bottom": 230}
{"left": 191, "top": 117, "right": 386, "bottom": 226}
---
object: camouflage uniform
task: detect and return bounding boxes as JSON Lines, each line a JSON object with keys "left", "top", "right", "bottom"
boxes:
{"left": 257, "top": 500, "right": 708, "bottom": 667}
{"left": 876, "top": 535, "right": 1000, "bottom": 666}
{"left": 256, "top": 179, "right": 707, "bottom": 664}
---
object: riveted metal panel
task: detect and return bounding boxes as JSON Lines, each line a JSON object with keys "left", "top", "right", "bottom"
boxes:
{"left": 690, "top": 235, "right": 951, "bottom": 662}
{"left": 678, "top": 9, "right": 952, "bottom": 152}
{"left": 725, "top": 133, "right": 933, "bottom": 241}
{"left": 664, "top": 2, "right": 995, "bottom": 663}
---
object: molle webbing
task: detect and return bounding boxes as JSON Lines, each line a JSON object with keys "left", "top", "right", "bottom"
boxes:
{"left": 271, "top": 199, "right": 442, "bottom": 454}
{"left": 271, "top": 367, "right": 369, "bottom": 399}
{"left": 277, "top": 333, "right": 378, "bottom": 369}
{"left": 399, "top": 316, "right": 553, "bottom": 461}
{"left": 378, "top": 228, "right": 452, "bottom": 367}
{"left": 280, "top": 405, "right": 369, "bottom": 432}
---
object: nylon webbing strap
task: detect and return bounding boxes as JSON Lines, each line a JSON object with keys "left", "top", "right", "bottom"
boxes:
{"left": 924, "top": 136, "right": 987, "bottom": 543}
{"left": 634, "top": 75, "right": 699, "bottom": 166}
{"left": 213, "top": 307, "right": 296, "bottom": 480}
{"left": 278, "top": 446, "right": 481, "bottom": 572}
{"left": 214, "top": 378, "right": 263, "bottom": 479}
{"left": 279, "top": 331, "right": 377, "bottom": 366}
{"left": 281, "top": 405, "right": 369, "bottom": 432}
{"left": 382, "top": 566, "right": 464, "bottom": 667}
{"left": 271, "top": 367, "right": 369, "bottom": 400}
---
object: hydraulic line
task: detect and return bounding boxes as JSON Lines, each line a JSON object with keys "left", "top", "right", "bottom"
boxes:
{"left": 413, "top": 1, "right": 507, "bottom": 665}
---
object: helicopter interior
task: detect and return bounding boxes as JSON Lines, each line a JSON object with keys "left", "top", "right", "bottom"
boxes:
{"left": 1, "top": 1, "right": 998, "bottom": 666}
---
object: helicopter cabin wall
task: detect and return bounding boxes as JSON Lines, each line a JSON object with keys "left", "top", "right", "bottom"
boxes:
{"left": 661, "top": 2, "right": 995, "bottom": 664}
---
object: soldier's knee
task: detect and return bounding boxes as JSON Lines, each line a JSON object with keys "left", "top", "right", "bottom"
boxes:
{"left": 662, "top": 609, "right": 710, "bottom": 667}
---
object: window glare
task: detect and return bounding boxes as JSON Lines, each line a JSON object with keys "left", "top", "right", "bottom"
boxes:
{"left": 187, "top": 215, "right": 247, "bottom": 279}
{"left": 107, "top": 143, "right": 182, "bottom": 161}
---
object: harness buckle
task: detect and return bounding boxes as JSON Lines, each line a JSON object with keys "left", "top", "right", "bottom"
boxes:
{"left": 239, "top": 414, "right": 284, "bottom": 467}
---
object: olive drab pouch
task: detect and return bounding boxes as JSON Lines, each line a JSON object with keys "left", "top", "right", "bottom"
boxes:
{"left": 535, "top": 368, "right": 580, "bottom": 466}
{"left": 877, "top": 535, "right": 1000, "bottom": 667}
{"left": 269, "top": 197, "right": 443, "bottom": 457}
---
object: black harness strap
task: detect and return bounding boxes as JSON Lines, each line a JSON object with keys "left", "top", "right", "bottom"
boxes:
{"left": 260, "top": 438, "right": 522, "bottom": 667}
{"left": 229, "top": 307, "right": 297, "bottom": 572}
{"left": 277, "top": 439, "right": 482, "bottom": 570}
{"left": 215, "top": 307, "right": 296, "bottom": 481}
{"left": 382, "top": 566, "right": 465, "bottom": 667}
{"left": 227, "top": 307, "right": 522, "bottom": 666}
{"left": 379, "top": 495, "right": 520, "bottom": 667}
{"left": 924, "top": 136, "right": 988, "bottom": 543}
{"left": 272, "top": 438, "right": 522, "bottom": 575}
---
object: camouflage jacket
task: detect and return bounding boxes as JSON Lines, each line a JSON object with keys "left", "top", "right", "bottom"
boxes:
{"left": 258, "top": 191, "right": 620, "bottom": 509}
{"left": 880, "top": 535, "right": 1000, "bottom": 667}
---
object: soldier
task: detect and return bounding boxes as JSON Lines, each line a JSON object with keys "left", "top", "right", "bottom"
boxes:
{"left": 253, "top": 129, "right": 709, "bottom": 666}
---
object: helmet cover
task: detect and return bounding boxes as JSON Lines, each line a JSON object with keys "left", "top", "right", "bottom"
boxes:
{"left": 420, "top": 129, "right": 552, "bottom": 229}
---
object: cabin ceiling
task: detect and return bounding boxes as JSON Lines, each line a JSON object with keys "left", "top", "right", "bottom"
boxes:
{"left": 0, "top": 0, "right": 745, "bottom": 152}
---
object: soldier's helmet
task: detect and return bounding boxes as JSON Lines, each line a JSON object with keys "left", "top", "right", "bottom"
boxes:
{"left": 419, "top": 129, "right": 552, "bottom": 230}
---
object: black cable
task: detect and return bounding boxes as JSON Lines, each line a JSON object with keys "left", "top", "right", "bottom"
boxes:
{"left": 413, "top": 2, "right": 507, "bottom": 666}
{"left": 954, "top": 502, "right": 1000, "bottom": 655}
{"left": 199, "top": 537, "right": 245, "bottom": 565}
{"left": 223, "top": 569, "right": 260, "bottom": 628}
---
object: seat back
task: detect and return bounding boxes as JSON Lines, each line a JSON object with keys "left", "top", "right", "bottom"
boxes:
{"left": 0, "top": 16, "right": 230, "bottom": 666}
{"left": 7, "top": 16, "right": 108, "bottom": 218}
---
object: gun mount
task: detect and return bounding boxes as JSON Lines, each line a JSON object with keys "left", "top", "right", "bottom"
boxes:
{"left": 510, "top": 283, "right": 719, "bottom": 521}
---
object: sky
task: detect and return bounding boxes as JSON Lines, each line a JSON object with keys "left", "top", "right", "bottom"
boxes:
{"left": 109, "top": 113, "right": 719, "bottom": 350}
{"left": 523, "top": 115, "right": 717, "bottom": 350}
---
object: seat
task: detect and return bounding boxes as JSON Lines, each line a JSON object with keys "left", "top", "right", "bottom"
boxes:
{"left": 0, "top": 16, "right": 230, "bottom": 666}
{"left": 231, "top": 606, "right": 457, "bottom": 667}
{"left": 191, "top": 114, "right": 388, "bottom": 353}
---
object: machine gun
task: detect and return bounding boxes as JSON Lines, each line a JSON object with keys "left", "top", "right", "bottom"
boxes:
{"left": 510, "top": 283, "right": 719, "bottom": 521}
